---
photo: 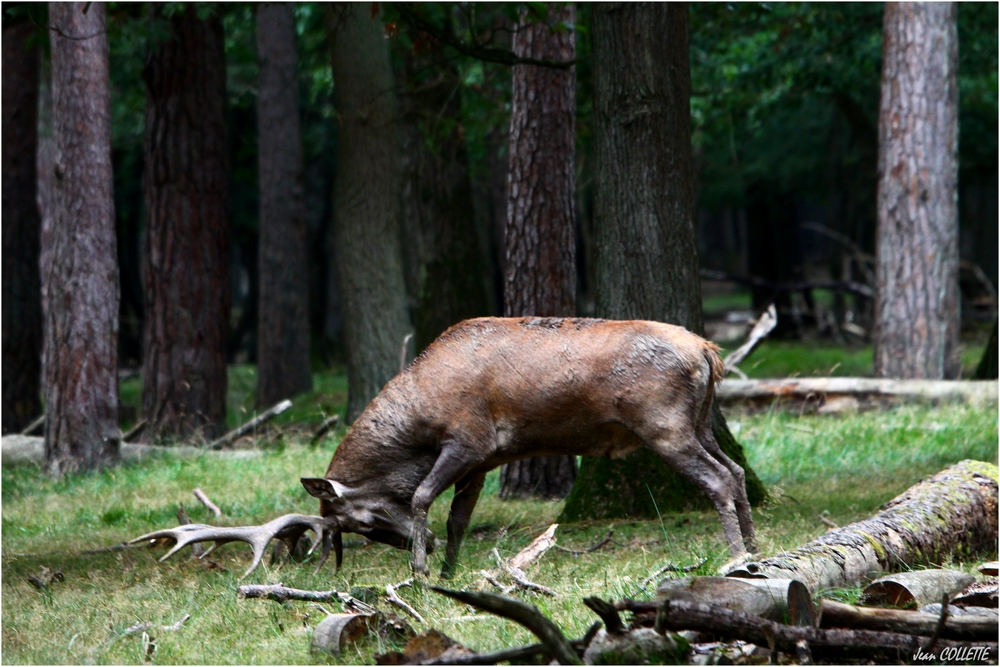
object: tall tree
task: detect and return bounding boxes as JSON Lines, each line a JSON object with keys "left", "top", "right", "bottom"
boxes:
{"left": 498, "top": 4, "right": 578, "bottom": 500}
{"left": 44, "top": 2, "right": 120, "bottom": 475}
{"left": 255, "top": 3, "right": 313, "bottom": 408}
{"left": 2, "top": 17, "right": 43, "bottom": 433}
{"left": 561, "top": 3, "right": 765, "bottom": 521}
{"left": 326, "top": 4, "right": 412, "bottom": 423}
{"left": 874, "top": 2, "right": 960, "bottom": 379}
{"left": 141, "top": 6, "right": 230, "bottom": 441}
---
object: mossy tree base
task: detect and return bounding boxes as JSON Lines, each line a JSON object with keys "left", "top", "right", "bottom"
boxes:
{"left": 559, "top": 406, "right": 767, "bottom": 522}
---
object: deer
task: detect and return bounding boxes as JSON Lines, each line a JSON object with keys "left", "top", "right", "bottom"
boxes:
{"left": 131, "top": 317, "right": 758, "bottom": 579}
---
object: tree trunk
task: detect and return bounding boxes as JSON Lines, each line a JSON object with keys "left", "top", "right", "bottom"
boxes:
{"left": 2, "top": 19, "right": 43, "bottom": 433}
{"left": 499, "top": 3, "right": 578, "bottom": 501}
{"left": 726, "top": 460, "right": 998, "bottom": 594}
{"left": 255, "top": 3, "right": 312, "bottom": 408}
{"left": 560, "top": 3, "right": 766, "bottom": 521}
{"left": 326, "top": 4, "right": 412, "bottom": 423}
{"left": 44, "top": 2, "right": 120, "bottom": 475}
{"left": 874, "top": 2, "right": 960, "bottom": 379}
{"left": 141, "top": 6, "right": 230, "bottom": 441}
{"left": 397, "top": 50, "right": 491, "bottom": 354}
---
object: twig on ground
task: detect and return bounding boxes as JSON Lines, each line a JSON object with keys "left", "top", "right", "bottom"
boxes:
{"left": 207, "top": 399, "right": 292, "bottom": 450}
{"left": 237, "top": 583, "right": 376, "bottom": 614}
{"left": 386, "top": 578, "right": 425, "bottom": 624}
{"left": 192, "top": 488, "right": 222, "bottom": 518}
{"left": 21, "top": 414, "right": 44, "bottom": 436}
{"left": 638, "top": 558, "right": 708, "bottom": 592}
{"left": 309, "top": 415, "right": 340, "bottom": 447}
{"left": 481, "top": 570, "right": 515, "bottom": 596}
{"left": 122, "top": 419, "right": 147, "bottom": 442}
{"left": 554, "top": 529, "right": 614, "bottom": 556}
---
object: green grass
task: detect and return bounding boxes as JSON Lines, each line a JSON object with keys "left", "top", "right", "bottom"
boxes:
{"left": 3, "top": 404, "right": 996, "bottom": 665}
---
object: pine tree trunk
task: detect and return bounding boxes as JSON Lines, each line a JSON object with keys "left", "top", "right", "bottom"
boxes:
{"left": 2, "top": 20, "right": 43, "bottom": 433}
{"left": 499, "top": 4, "right": 579, "bottom": 501}
{"left": 44, "top": 2, "right": 120, "bottom": 475}
{"left": 398, "top": 54, "right": 492, "bottom": 354}
{"left": 874, "top": 2, "right": 960, "bottom": 379}
{"left": 141, "top": 7, "right": 230, "bottom": 441}
{"left": 255, "top": 3, "right": 312, "bottom": 408}
{"left": 326, "top": 4, "right": 412, "bottom": 423}
{"left": 561, "top": 3, "right": 765, "bottom": 521}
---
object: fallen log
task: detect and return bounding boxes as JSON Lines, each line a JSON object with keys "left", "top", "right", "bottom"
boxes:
{"left": 861, "top": 570, "right": 975, "bottom": 607}
{"left": 818, "top": 599, "right": 997, "bottom": 641}
{"left": 725, "top": 460, "right": 998, "bottom": 595}
{"left": 717, "top": 378, "right": 998, "bottom": 411}
{"left": 723, "top": 305, "right": 777, "bottom": 377}
{"left": 1, "top": 435, "right": 263, "bottom": 467}
{"left": 309, "top": 414, "right": 340, "bottom": 447}
{"left": 655, "top": 577, "right": 814, "bottom": 626}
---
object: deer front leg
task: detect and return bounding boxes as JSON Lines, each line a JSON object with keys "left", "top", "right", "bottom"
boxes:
{"left": 410, "top": 445, "right": 480, "bottom": 576}
{"left": 441, "top": 472, "right": 486, "bottom": 579}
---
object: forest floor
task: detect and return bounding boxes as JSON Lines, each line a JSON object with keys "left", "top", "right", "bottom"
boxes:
{"left": 3, "top": 400, "right": 996, "bottom": 664}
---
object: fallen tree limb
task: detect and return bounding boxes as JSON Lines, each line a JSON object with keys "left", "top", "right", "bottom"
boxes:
{"left": 554, "top": 529, "right": 614, "bottom": 556}
{"left": 309, "top": 415, "right": 340, "bottom": 447}
{"left": 656, "top": 577, "right": 814, "bottom": 626}
{"left": 818, "top": 599, "right": 996, "bottom": 641}
{"left": 725, "top": 460, "right": 999, "bottom": 594}
{"left": 655, "top": 598, "right": 997, "bottom": 658}
{"left": 723, "top": 305, "right": 777, "bottom": 376}
{"left": 717, "top": 378, "right": 998, "bottom": 410}
{"left": 237, "top": 583, "right": 376, "bottom": 614}
{"left": 431, "top": 587, "right": 581, "bottom": 665}
{"left": 387, "top": 578, "right": 425, "bottom": 624}
{"left": 1, "top": 435, "right": 262, "bottom": 467}
{"left": 208, "top": 399, "right": 292, "bottom": 450}
{"left": 193, "top": 488, "right": 222, "bottom": 518}
{"left": 479, "top": 525, "right": 557, "bottom": 596}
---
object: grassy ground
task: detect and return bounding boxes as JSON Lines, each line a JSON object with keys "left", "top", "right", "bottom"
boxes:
{"left": 3, "top": 401, "right": 996, "bottom": 665}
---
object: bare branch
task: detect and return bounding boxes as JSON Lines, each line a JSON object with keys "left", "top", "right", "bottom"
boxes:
{"left": 386, "top": 578, "right": 425, "bottom": 624}
{"left": 192, "top": 489, "right": 222, "bottom": 518}
{"left": 554, "top": 529, "right": 614, "bottom": 556}
{"left": 207, "top": 399, "right": 292, "bottom": 450}
{"left": 309, "top": 415, "right": 340, "bottom": 447}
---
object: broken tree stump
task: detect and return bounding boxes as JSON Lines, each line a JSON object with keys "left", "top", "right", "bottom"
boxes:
{"left": 725, "top": 460, "right": 998, "bottom": 594}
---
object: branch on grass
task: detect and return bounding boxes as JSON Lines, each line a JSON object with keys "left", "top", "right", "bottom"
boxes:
{"left": 386, "top": 578, "right": 425, "bottom": 624}
{"left": 554, "top": 529, "right": 614, "bottom": 556}
{"left": 723, "top": 305, "right": 777, "bottom": 376}
{"left": 309, "top": 415, "right": 340, "bottom": 447}
{"left": 431, "top": 587, "right": 582, "bottom": 665}
{"left": 237, "top": 583, "right": 376, "bottom": 614}
{"left": 207, "top": 399, "right": 292, "bottom": 450}
{"left": 479, "top": 525, "right": 558, "bottom": 595}
{"left": 192, "top": 488, "right": 222, "bottom": 518}
{"left": 122, "top": 613, "right": 191, "bottom": 637}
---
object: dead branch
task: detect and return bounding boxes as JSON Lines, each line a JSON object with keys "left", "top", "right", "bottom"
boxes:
{"left": 818, "top": 599, "right": 995, "bottom": 641}
{"left": 637, "top": 558, "right": 708, "bottom": 592}
{"left": 122, "top": 614, "right": 190, "bottom": 637}
{"left": 387, "top": 578, "right": 425, "bottom": 624}
{"left": 923, "top": 594, "right": 950, "bottom": 654}
{"left": 509, "top": 524, "right": 558, "bottom": 570}
{"left": 207, "top": 399, "right": 292, "bottom": 450}
{"left": 309, "top": 414, "right": 340, "bottom": 447}
{"left": 431, "top": 587, "right": 581, "bottom": 665}
{"left": 478, "top": 525, "right": 558, "bottom": 595}
{"left": 20, "top": 414, "right": 44, "bottom": 436}
{"left": 122, "top": 419, "right": 147, "bottom": 442}
{"left": 192, "top": 488, "right": 222, "bottom": 518}
{"left": 554, "top": 529, "right": 614, "bottom": 556}
{"left": 723, "top": 305, "right": 777, "bottom": 376}
{"left": 237, "top": 583, "right": 375, "bottom": 614}
{"left": 582, "top": 597, "right": 625, "bottom": 634}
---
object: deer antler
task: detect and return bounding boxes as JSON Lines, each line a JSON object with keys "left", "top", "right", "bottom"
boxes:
{"left": 130, "top": 514, "right": 337, "bottom": 579}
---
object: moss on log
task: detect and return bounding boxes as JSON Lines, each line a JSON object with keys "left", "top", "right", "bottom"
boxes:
{"left": 560, "top": 405, "right": 766, "bottom": 521}
{"left": 726, "top": 460, "right": 998, "bottom": 594}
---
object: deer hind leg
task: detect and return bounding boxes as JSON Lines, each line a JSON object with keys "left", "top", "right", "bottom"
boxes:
{"left": 696, "top": 427, "right": 758, "bottom": 554}
{"left": 645, "top": 432, "right": 749, "bottom": 559}
{"left": 410, "top": 443, "right": 483, "bottom": 576}
{"left": 441, "top": 472, "right": 486, "bottom": 580}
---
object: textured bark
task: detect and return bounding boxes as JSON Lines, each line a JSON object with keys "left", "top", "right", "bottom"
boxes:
{"left": 727, "top": 460, "right": 999, "bottom": 594}
{"left": 255, "top": 3, "right": 312, "bottom": 408}
{"left": 874, "top": 3, "right": 960, "bottom": 379}
{"left": 561, "top": 3, "right": 765, "bottom": 520}
{"left": 398, "top": 54, "right": 491, "bottom": 354}
{"left": 818, "top": 599, "right": 998, "bottom": 641}
{"left": 326, "top": 4, "right": 412, "bottom": 423}
{"left": 141, "top": 7, "right": 230, "bottom": 441}
{"left": 44, "top": 2, "right": 120, "bottom": 475}
{"left": 2, "top": 20, "right": 43, "bottom": 433}
{"left": 499, "top": 4, "right": 578, "bottom": 501}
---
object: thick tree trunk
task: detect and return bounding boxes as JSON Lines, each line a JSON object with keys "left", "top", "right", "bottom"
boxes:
{"left": 561, "top": 3, "right": 765, "bottom": 521}
{"left": 255, "top": 3, "right": 312, "bottom": 408}
{"left": 326, "top": 4, "right": 412, "bottom": 423}
{"left": 727, "top": 460, "right": 998, "bottom": 594}
{"left": 398, "top": 53, "right": 491, "bottom": 354}
{"left": 499, "top": 4, "right": 578, "bottom": 501}
{"left": 2, "top": 20, "right": 43, "bottom": 433}
{"left": 874, "top": 2, "right": 960, "bottom": 379}
{"left": 141, "top": 7, "right": 230, "bottom": 441}
{"left": 44, "top": 2, "right": 120, "bottom": 475}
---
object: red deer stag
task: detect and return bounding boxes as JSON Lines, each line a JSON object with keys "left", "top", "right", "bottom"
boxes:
{"left": 132, "top": 317, "right": 757, "bottom": 578}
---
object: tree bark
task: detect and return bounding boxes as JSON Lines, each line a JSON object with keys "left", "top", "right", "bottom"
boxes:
{"left": 44, "top": 2, "right": 120, "bottom": 476}
{"left": 141, "top": 6, "right": 230, "bottom": 442}
{"left": 499, "top": 4, "right": 579, "bottom": 501}
{"left": 326, "top": 4, "right": 412, "bottom": 423}
{"left": 726, "top": 460, "right": 998, "bottom": 594}
{"left": 874, "top": 2, "right": 960, "bottom": 379}
{"left": 561, "top": 3, "right": 765, "bottom": 521}
{"left": 2, "top": 19, "right": 43, "bottom": 433}
{"left": 255, "top": 3, "right": 312, "bottom": 408}
{"left": 397, "top": 46, "right": 491, "bottom": 354}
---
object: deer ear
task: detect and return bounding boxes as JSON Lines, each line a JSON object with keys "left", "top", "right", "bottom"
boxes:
{"left": 301, "top": 478, "right": 341, "bottom": 500}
